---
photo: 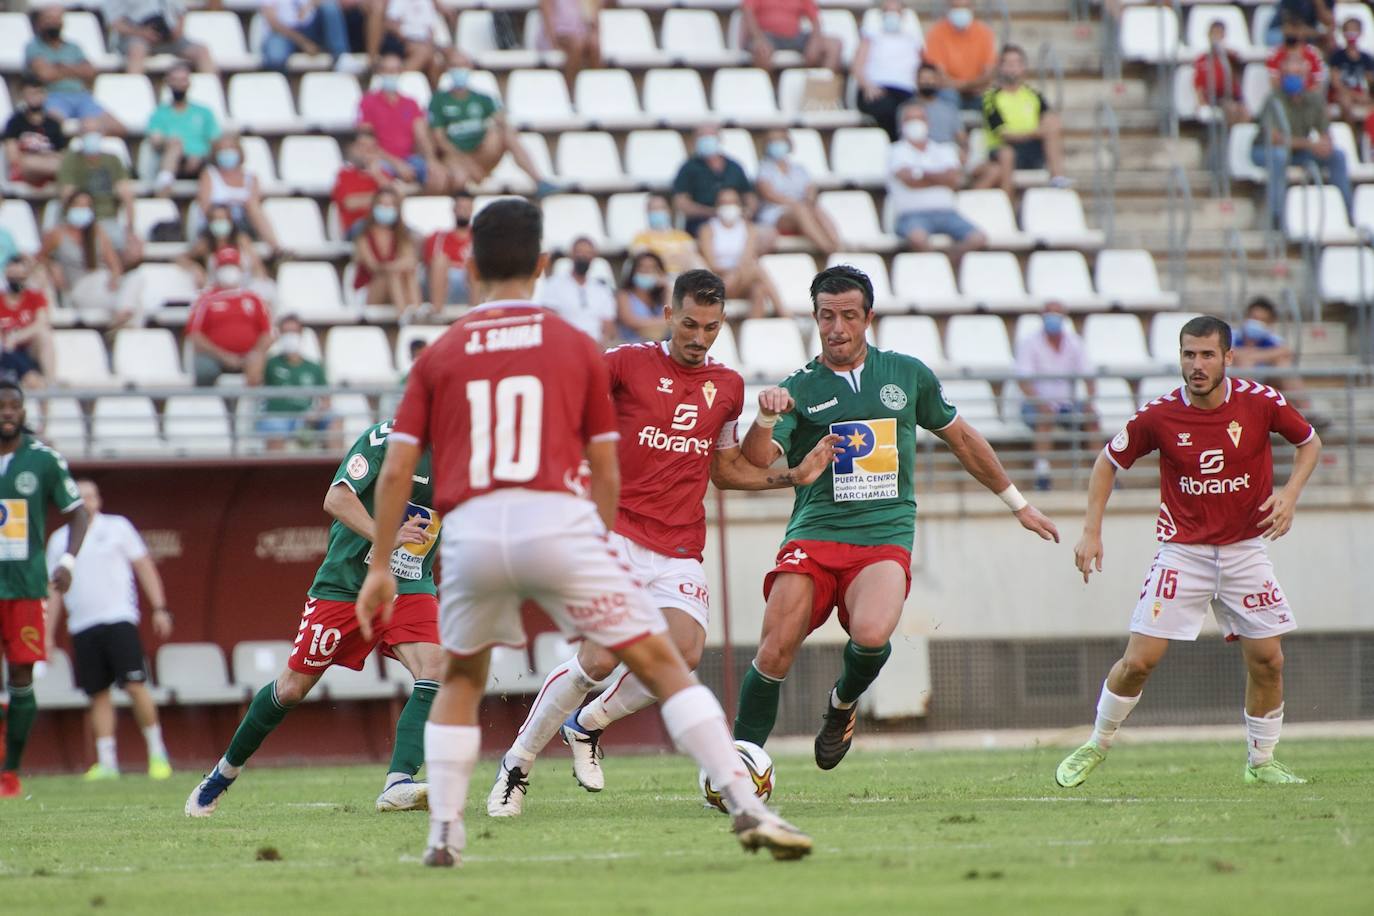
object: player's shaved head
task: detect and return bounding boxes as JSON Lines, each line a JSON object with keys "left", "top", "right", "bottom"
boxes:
{"left": 471, "top": 198, "right": 543, "bottom": 282}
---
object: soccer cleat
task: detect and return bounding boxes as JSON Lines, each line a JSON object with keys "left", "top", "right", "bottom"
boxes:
{"left": 485, "top": 760, "right": 530, "bottom": 817}
{"left": 732, "top": 809, "right": 813, "bottom": 861}
{"left": 423, "top": 820, "right": 464, "bottom": 868}
{"left": 148, "top": 757, "right": 173, "bottom": 781}
{"left": 560, "top": 713, "right": 605, "bottom": 792}
{"left": 376, "top": 777, "right": 429, "bottom": 812}
{"left": 0, "top": 770, "right": 21, "bottom": 798}
{"left": 83, "top": 763, "right": 120, "bottom": 782}
{"left": 1245, "top": 759, "right": 1307, "bottom": 785}
{"left": 184, "top": 767, "right": 236, "bottom": 817}
{"left": 813, "top": 698, "right": 857, "bottom": 771}
{"left": 1055, "top": 742, "right": 1107, "bottom": 788}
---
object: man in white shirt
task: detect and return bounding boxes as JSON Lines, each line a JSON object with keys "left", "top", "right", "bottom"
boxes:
{"left": 46, "top": 480, "right": 174, "bottom": 781}
{"left": 888, "top": 105, "right": 986, "bottom": 263}
{"left": 1014, "top": 300, "right": 1098, "bottom": 491}
{"left": 537, "top": 236, "right": 617, "bottom": 346}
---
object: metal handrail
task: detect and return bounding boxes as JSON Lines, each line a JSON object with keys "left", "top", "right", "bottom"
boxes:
{"left": 1221, "top": 226, "right": 1249, "bottom": 323}
{"left": 1196, "top": 47, "right": 1236, "bottom": 198}
{"left": 1296, "top": 157, "right": 1325, "bottom": 323}
{"left": 1101, "top": 8, "right": 1122, "bottom": 82}
{"left": 991, "top": 0, "right": 1012, "bottom": 46}
{"left": 1037, "top": 42, "right": 1065, "bottom": 113}
{"left": 1358, "top": 228, "right": 1374, "bottom": 365}
{"left": 1280, "top": 286, "right": 1305, "bottom": 364}
{"left": 1157, "top": 0, "right": 1184, "bottom": 139}
{"left": 1258, "top": 95, "right": 1294, "bottom": 259}
{"left": 1092, "top": 101, "right": 1120, "bottom": 247}
{"left": 1165, "top": 162, "right": 1193, "bottom": 300}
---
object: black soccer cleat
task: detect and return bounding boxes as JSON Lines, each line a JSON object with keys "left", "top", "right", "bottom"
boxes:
{"left": 813, "top": 698, "right": 858, "bottom": 770}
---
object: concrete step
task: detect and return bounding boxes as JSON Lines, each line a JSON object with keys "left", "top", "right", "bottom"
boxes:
{"left": 1103, "top": 195, "right": 1257, "bottom": 232}
{"left": 1064, "top": 135, "right": 1202, "bottom": 171}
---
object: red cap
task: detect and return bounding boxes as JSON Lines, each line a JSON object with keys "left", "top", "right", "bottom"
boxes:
{"left": 214, "top": 246, "right": 241, "bottom": 267}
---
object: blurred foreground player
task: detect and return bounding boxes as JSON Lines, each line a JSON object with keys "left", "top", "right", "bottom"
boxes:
{"left": 1058, "top": 316, "right": 1320, "bottom": 788}
{"left": 356, "top": 198, "right": 813, "bottom": 866}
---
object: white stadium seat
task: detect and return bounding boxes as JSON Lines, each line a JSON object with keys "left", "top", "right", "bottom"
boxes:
{"left": 890, "top": 253, "right": 971, "bottom": 313}
{"left": 131, "top": 198, "right": 178, "bottom": 242}
{"left": 321, "top": 652, "right": 395, "bottom": 700}
{"left": 819, "top": 9, "right": 861, "bottom": 64}
{"left": 1320, "top": 246, "right": 1374, "bottom": 302}
{"left": 1094, "top": 377, "right": 1139, "bottom": 433}
{"left": 1356, "top": 184, "right": 1374, "bottom": 233}
{"left": 958, "top": 251, "right": 1039, "bottom": 312}
{"left": 532, "top": 632, "right": 577, "bottom": 680}
{"left": 1095, "top": 249, "right": 1181, "bottom": 310}
{"left": 641, "top": 69, "right": 711, "bottom": 126}
{"left": 54, "top": 330, "right": 118, "bottom": 388}
{"left": 939, "top": 380, "right": 1015, "bottom": 440}
{"left": 828, "top": 128, "right": 890, "bottom": 187}
{"left": 91, "top": 396, "right": 162, "bottom": 456}
{"left": 456, "top": 11, "right": 535, "bottom": 68}
{"left": 163, "top": 396, "right": 234, "bottom": 454}
{"left": 182, "top": 10, "right": 258, "bottom": 70}
{"left": 817, "top": 191, "right": 893, "bottom": 251}
{"left": 555, "top": 131, "right": 628, "bottom": 191}
{"left": 396, "top": 326, "right": 447, "bottom": 373}
{"left": 487, "top": 646, "right": 542, "bottom": 694}
{"left": 1184, "top": 5, "right": 1255, "bottom": 58}
{"left": 1081, "top": 314, "right": 1155, "bottom": 373}
{"left": 227, "top": 72, "right": 298, "bottom": 132}
{"left": 155, "top": 643, "right": 248, "bottom": 704}
{"left": 1284, "top": 185, "right": 1356, "bottom": 244}
{"left": 331, "top": 393, "right": 377, "bottom": 441}
{"left": 62, "top": 12, "right": 117, "bottom": 69}
{"left": 759, "top": 253, "right": 819, "bottom": 315}
{"left": 33, "top": 648, "right": 88, "bottom": 709}
{"left": 325, "top": 327, "right": 395, "bottom": 385}
{"left": 1026, "top": 251, "right": 1105, "bottom": 311}
{"left": 0, "top": 13, "right": 34, "bottom": 72}
{"left": 1021, "top": 188, "right": 1105, "bottom": 249}
{"left": 278, "top": 135, "right": 343, "bottom": 194}
{"left": 945, "top": 315, "right": 1014, "bottom": 370}
{"left": 40, "top": 397, "right": 87, "bottom": 457}
{"left": 239, "top": 135, "right": 284, "bottom": 194}
{"left": 707, "top": 322, "right": 743, "bottom": 373}
{"left": 606, "top": 192, "right": 649, "bottom": 247}
{"left": 299, "top": 72, "right": 362, "bottom": 131}
{"left": 956, "top": 189, "right": 1032, "bottom": 249}
{"left": 826, "top": 252, "right": 894, "bottom": 312}
{"left": 0, "top": 200, "right": 41, "bottom": 255}
{"left": 276, "top": 262, "right": 354, "bottom": 323}
{"left": 542, "top": 194, "right": 608, "bottom": 250}
{"left": 1329, "top": 122, "right": 1374, "bottom": 182}
{"left": 112, "top": 328, "right": 187, "bottom": 386}
{"left": 711, "top": 68, "right": 785, "bottom": 128}
{"left": 1240, "top": 63, "right": 1271, "bottom": 119}
{"left": 482, "top": 133, "right": 553, "bottom": 195}
{"left": 185, "top": 72, "right": 230, "bottom": 126}
{"left": 1120, "top": 6, "right": 1182, "bottom": 63}
{"left": 876, "top": 316, "right": 946, "bottom": 370}
{"left": 660, "top": 10, "right": 737, "bottom": 66}
{"left": 261, "top": 199, "right": 333, "bottom": 257}
{"left": 788, "top": 128, "right": 832, "bottom": 186}
{"left": 738, "top": 317, "right": 807, "bottom": 380}
{"left": 232, "top": 640, "right": 320, "bottom": 700}
{"left": 718, "top": 128, "right": 758, "bottom": 177}
{"left": 1148, "top": 312, "right": 1204, "bottom": 366}
{"left": 93, "top": 74, "right": 156, "bottom": 132}
{"left": 624, "top": 130, "right": 690, "bottom": 186}
{"left": 599, "top": 10, "right": 668, "bottom": 67}
{"left": 574, "top": 69, "right": 646, "bottom": 129}
{"left": 401, "top": 196, "right": 455, "bottom": 236}
{"left": 505, "top": 70, "right": 583, "bottom": 130}
{"left": 778, "top": 68, "right": 863, "bottom": 127}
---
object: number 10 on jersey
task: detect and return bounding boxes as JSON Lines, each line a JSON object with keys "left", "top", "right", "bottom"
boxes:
{"left": 466, "top": 376, "right": 543, "bottom": 489}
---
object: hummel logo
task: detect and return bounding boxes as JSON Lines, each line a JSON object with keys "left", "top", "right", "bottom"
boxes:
{"left": 806, "top": 397, "right": 838, "bottom": 415}
{"left": 412, "top": 475, "right": 430, "bottom": 484}
{"left": 1177, "top": 432, "right": 1192, "bottom": 446}
{"left": 657, "top": 377, "right": 674, "bottom": 393}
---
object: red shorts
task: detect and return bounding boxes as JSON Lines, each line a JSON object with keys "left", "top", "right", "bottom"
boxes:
{"left": 764, "top": 540, "right": 913, "bottom": 634}
{"left": 287, "top": 593, "right": 439, "bottom": 674}
{"left": 0, "top": 599, "right": 48, "bottom": 664}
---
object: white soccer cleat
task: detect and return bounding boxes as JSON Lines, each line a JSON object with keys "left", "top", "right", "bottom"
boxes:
{"left": 184, "top": 767, "right": 236, "bottom": 818}
{"left": 560, "top": 714, "right": 605, "bottom": 792}
{"left": 376, "top": 777, "right": 429, "bottom": 812}
{"left": 732, "top": 808, "right": 813, "bottom": 861}
{"left": 485, "top": 760, "right": 530, "bottom": 817}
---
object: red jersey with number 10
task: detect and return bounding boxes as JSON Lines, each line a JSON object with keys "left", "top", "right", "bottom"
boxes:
{"left": 392, "top": 301, "right": 619, "bottom": 515}
{"left": 607, "top": 342, "right": 745, "bottom": 561}
{"left": 1105, "top": 378, "right": 1314, "bottom": 546}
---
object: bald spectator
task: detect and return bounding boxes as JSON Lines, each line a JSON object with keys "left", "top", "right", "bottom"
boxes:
{"left": 742, "top": 0, "right": 841, "bottom": 72}
{"left": 24, "top": 6, "right": 125, "bottom": 137}
{"left": 104, "top": 0, "right": 214, "bottom": 75}
{"left": 1015, "top": 301, "right": 1097, "bottom": 492}
{"left": 921, "top": 0, "right": 998, "bottom": 110}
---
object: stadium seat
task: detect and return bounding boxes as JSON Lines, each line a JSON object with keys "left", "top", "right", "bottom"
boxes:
{"left": 826, "top": 252, "right": 894, "bottom": 311}
{"left": 276, "top": 262, "right": 354, "bottom": 323}
{"left": 599, "top": 10, "right": 668, "bottom": 67}
{"left": 238, "top": 135, "right": 284, "bottom": 195}
{"left": 1251, "top": 4, "right": 1276, "bottom": 51}
{"left": 131, "top": 198, "right": 179, "bottom": 243}
{"left": 958, "top": 251, "right": 1039, "bottom": 312}
{"left": 278, "top": 136, "right": 343, "bottom": 195}
{"left": 818, "top": 9, "right": 861, "bottom": 64}
{"left": 232, "top": 640, "right": 321, "bottom": 701}
{"left": 1021, "top": 188, "right": 1105, "bottom": 249}
{"left": 182, "top": 72, "right": 231, "bottom": 128}
{"left": 828, "top": 128, "right": 890, "bottom": 187}
{"left": 1148, "top": 311, "right": 1205, "bottom": 365}
{"left": 182, "top": 11, "right": 257, "bottom": 70}
{"left": 939, "top": 380, "right": 1015, "bottom": 440}
{"left": 53, "top": 329, "right": 118, "bottom": 388}
{"left": 574, "top": 69, "right": 646, "bottom": 129}
{"left": 955, "top": 189, "right": 1031, "bottom": 249}
{"left": 542, "top": 194, "right": 608, "bottom": 250}
{"left": 788, "top": 128, "right": 832, "bottom": 186}
{"left": 155, "top": 642, "right": 248, "bottom": 704}
{"left": 778, "top": 68, "right": 863, "bottom": 127}
{"left": 1319, "top": 246, "right": 1374, "bottom": 302}
{"left": 1094, "top": 376, "right": 1139, "bottom": 433}
{"left": 889, "top": 253, "right": 972, "bottom": 313}
{"left": 321, "top": 652, "right": 394, "bottom": 700}
{"left": 331, "top": 393, "right": 376, "bottom": 441}
{"left": 1094, "top": 249, "right": 1181, "bottom": 310}
{"left": 90, "top": 396, "right": 162, "bottom": 456}
{"left": 1356, "top": 184, "right": 1374, "bottom": 233}
{"left": 738, "top": 317, "right": 807, "bottom": 380}
{"left": 711, "top": 68, "right": 785, "bottom": 128}
{"left": 623, "top": 130, "right": 690, "bottom": 187}
{"left": 94, "top": 74, "right": 156, "bottom": 133}
{"left": 660, "top": 10, "right": 738, "bottom": 66}
{"left": 876, "top": 315, "right": 947, "bottom": 369}
{"left": 1284, "top": 185, "right": 1356, "bottom": 244}
{"left": 945, "top": 315, "right": 1014, "bottom": 370}
{"left": 1119, "top": 5, "right": 1182, "bottom": 63}
{"left": 0, "top": 13, "right": 34, "bottom": 72}
{"left": 299, "top": 72, "right": 362, "bottom": 131}
{"left": 325, "top": 327, "right": 394, "bottom": 385}
{"left": 487, "top": 646, "right": 541, "bottom": 694}
{"left": 1137, "top": 376, "right": 1183, "bottom": 405}
{"left": 1183, "top": 5, "right": 1256, "bottom": 58}
{"left": 0, "top": 200, "right": 41, "bottom": 255}
{"left": 395, "top": 326, "right": 447, "bottom": 372}
{"left": 457, "top": 11, "right": 539, "bottom": 69}
{"left": 531, "top": 631, "right": 577, "bottom": 679}
{"left": 482, "top": 132, "right": 554, "bottom": 195}
{"left": 1240, "top": 63, "right": 1271, "bottom": 118}
{"left": 506, "top": 70, "right": 584, "bottom": 130}
{"left": 1025, "top": 251, "right": 1106, "bottom": 312}
{"left": 40, "top": 397, "right": 87, "bottom": 457}
{"left": 641, "top": 69, "right": 711, "bottom": 127}
{"left": 1329, "top": 121, "right": 1374, "bottom": 183}
{"left": 33, "top": 648, "right": 88, "bottom": 710}
{"left": 367, "top": 70, "right": 432, "bottom": 108}
{"left": 227, "top": 72, "right": 298, "bottom": 133}
{"left": 606, "top": 191, "right": 649, "bottom": 247}
{"left": 720, "top": 128, "right": 760, "bottom": 177}
{"left": 1173, "top": 65, "right": 1200, "bottom": 122}
{"left": 112, "top": 328, "right": 187, "bottom": 386}
{"left": 380, "top": 655, "right": 414, "bottom": 695}
{"left": 817, "top": 191, "right": 893, "bottom": 251}
{"left": 62, "top": 11, "right": 117, "bottom": 70}
{"left": 555, "top": 131, "right": 628, "bottom": 191}
{"left": 163, "top": 396, "right": 233, "bottom": 454}
{"left": 261, "top": 199, "right": 335, "bottom": 258}
{"left": 760, "top": 252, "right": 820, "bottom": 314}
{"left": 708, "top": 322, "right": 743, "bottom": 373}
{"left": 1081, "top": 314, "right": 1155, "bottom": 374}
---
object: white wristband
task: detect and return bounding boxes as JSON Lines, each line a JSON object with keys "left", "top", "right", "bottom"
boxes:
{"left": 997, "top": 485, "right": 1028, "bottom": 513}
{"left": 755, "top": 412, "right": 780, "bottom": 429}
{"left": 58, "top": 553, "right": 76, "bottom": 574}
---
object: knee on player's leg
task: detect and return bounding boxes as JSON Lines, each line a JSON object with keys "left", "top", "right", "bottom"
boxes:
{"left": 273, "top": 669, "right": 320, "bottom": 705}
{"left": 576, "top": 642, "right": 618, "bottom": 682}
{"left": 1244, "top": 643, "right": 1285, "bottom": 682}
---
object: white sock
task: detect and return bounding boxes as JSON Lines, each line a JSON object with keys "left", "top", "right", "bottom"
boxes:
{"left": 659, "top": 685, "right": 758, "bottom": 816}
{"left": 96, "top": 736, "right": 118, "bottom": 770}
{"left": 142, "top": 724, "right": 167, "bottom": 760}
{"left": 829, "top": 687, "right": 855, "bottom": 711}
{"left": 1245, "top": 704, "right": 1284, "bottom": 766}
{"left": 217, "top": 755, "right": 242, "bottom": 779}
{"left": 506, "top": 657, "right": 598, "bottom": 771}
{"left": 1034, "top": 457, "right": 1051, "bottom": 475}
{"left": 1089, "top": 681, "right": 1141, "bottom": 751}
{"left": 425, "top": 722, "right": 480, "bottom": 851}
{"left": 577, "top": 670, "right": 656, "bottom": 732}
{"left": 384, "top": 770, "right": 411, "bottom": 790}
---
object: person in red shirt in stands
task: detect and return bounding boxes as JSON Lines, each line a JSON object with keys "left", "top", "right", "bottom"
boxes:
{"left": 357, "top": 52, "right": 445, "bottom": 193}
{"left": 422, "top": 191, "right": 473, "bottom": 308}
{"left": 742, "top": 0, "right": 841, "bottom": 72}
{"left": 1193, "top": 19, "right": 1250, "bottom": 124}
{"left": 332, "top": 132, "right": 395, "bottom": 241}
{"left": 0, "top": 257, "right": 54, "bottom": 389}
{"left": 1266, "top": 20, "right": 1328, "bottom": 91}
{"left": 186, "top": 248, "right": 273, "bottom": 386}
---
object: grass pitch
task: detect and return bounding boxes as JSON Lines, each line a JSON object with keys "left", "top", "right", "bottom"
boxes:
{"left": 2, "top": 739, "right": 1372, "bottom": 915}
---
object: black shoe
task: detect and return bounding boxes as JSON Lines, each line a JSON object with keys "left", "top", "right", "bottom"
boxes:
{"left": 814, "top": 697, "right": 858, "bottom": 770}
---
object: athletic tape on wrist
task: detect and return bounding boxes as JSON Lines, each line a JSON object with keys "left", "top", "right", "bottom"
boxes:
{"left": 755, "top": 412, "right": 780, "bottom": 428}
{"left": 997, "top": 485, "right": 1029, "bottom": 513}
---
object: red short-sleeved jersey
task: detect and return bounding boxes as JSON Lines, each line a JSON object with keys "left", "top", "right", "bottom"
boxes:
{"left": 392, "top": 301, "right": 619, "bottom": 516}
{"left": 422, "top": 228, "right": 471, "bottom": 267}
{"left": 606, "top": 342, "right": 745, "bottom": 561}
{"left": 331, "top": 165, "right": 381, "bottom": 235}
{"left": 0, "top": 290, "right": 48, "bottom": 332}
{"left": 1105, "top": 378, "right": 1315, "bottom": 545}
{"left": 186, "top": 287, "right": 271, "bottom": 355}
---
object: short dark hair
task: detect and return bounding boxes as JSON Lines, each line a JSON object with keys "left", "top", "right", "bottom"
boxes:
{"left": 453, "top": 190, "right": 474, "bottom": 203}
{"left": 19, "top": 74, "right": 44, "bottom": 90}
{"left": 810, "top": 264, "right": 874, "bottom": 314}
{"left": 672, "top": 269, "right": 726, "bottom": 310}
{"left": 168, "top": 59, "right": 192, "bottom": 75}
{"left": 623, "top": 251, "right": 666, "bottom": 291}
{"left": 1246, "top": 296, "right": 1277, "bottom": 319}
{"left": 0, "top": 380, "right": 24, "bottom": 403}
{"left": 471, "top": 197, "right": 542, "bottom": 282}
{"left": 918, "top": 62, "right": 938, "bottom": 77}
{"left": 1179, "top": 315, "right": 1232, "bottom": 351}
{"left": 1000, "top": 43, "right": 1026, "bottom": 61}
{"left": 570, "top": 235, "right": 596, "bottom": 250}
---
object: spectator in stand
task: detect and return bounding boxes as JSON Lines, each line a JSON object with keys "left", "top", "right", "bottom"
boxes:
{"left": 699, "top": 187, "right": 782, "bottom": 318}
{"left": 1251, "top": 53, "right": 1353, "bottom": 227}
{"left": 351, "top": 187, "right": 423, "bottom": 323}
{"left": 616, "top": 251, "right": 669, "bottom": 344}
{"left": 921, "top": 0, "right": 998, "bottom": 110}
{"left": 359, "top": 53, "right": 443, "bottom": 192}
{"left": 187, "top": 247, "right": 272, "bottom": 386}
{"left": 24, "top": 6, "right": 126, "bottom": 136}
{"left": 672, "top": 124, "right": 756, "bottom": 237}
{"left": 331, "top": 133, "right": 391, "bottom": 241}
{"left": 38, "top": 191, "right": 134, "bottom": 325}
{"left": 631, "top": 193, "right": 703, "bottom": 275}
{"left": 538, "top": 236, "right": 618, "bottom": 345}
{"left": 3, "top": 76, "right": 69, "bottom": 187}
{"left": 1231, "top": 297, "right": 1295, "bottom": 369}
{"left": 57, "top": 132, "right": 142, "bottom": 267}
{"left": 888, "top": 104, "right": 986, "bottom": 262}
{"left": 176, "top": 202, "right": 270, "bottom": 290}
{"left": 1266, "top": 0, "right": 1333, "bottom": 49}
{"left": 0, "top": 257, "right": 56, "bottom": 389}
{"left": 104, "top": 0, "right": 213, "bottom": 75}
{"left": 756, "top": 129, "right": 841, "bottom": 255}
{"left": 853, "top": 0, "right": 923, "bottom": 141}
{"left": 422, "top": 192, "right": 473, "bottom": 309}
{"left": 742, "top": 0, "right": 841, "bottom": 73}
{"left": 259, "top": 314, "right": 337, "bottom": 451}
{"left": 1193, "top": 20, "right": 1250, "bottom": 124}
{"left": 915, "top": 63, "right": 967, "bottom": 151}
{"left": 379, "top": 0, "right": 446, "bottom": 84}
{"left": 261, "top": 0, "right": 365, "bottom": 74}
{"left": 1014, "top": 300, "right": 1097, "bottom": 492}
{"left": 1330, "top": 18, "right": 1374, "bottom": 122}
{"left": 974, "top": 45, "right": 1070, "bottom": 195}
{"left": 146, "top": 60, "right": 220, "bottom": 196}
{"left": 1267, "top": 21, "right": 1329, "bottom": 90}
{"left": 429, "top": 52, "right": 557, "bottom": 196}
{"left": 540, "top": 0, "right": 602, "bottom": 85}
{"left": 199, "top": 134, "right": 282, "bottom": 253}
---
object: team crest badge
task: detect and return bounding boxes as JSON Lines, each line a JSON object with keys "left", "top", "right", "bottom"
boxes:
{"left": 346, "top": 454, "right": 370, "bottom": 480}
{"left": 702, "top": 380, "right": 717, "bottom": 408}
{"left": 879, "top": 384, "right": 907, "bottom": 410}
{"left": 14, "top": 472, "right": 37, "bottom": 496}
{"left": 1227, "top": 421, "right": 1242, "bottom": 448}
{"left": 1111, "top": 428, "right": 1129, "bottom": 452}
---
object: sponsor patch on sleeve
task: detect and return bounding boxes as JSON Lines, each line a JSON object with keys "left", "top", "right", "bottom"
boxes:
{"left": 1111, "top": 428, "right": 1129, "bottom": 452}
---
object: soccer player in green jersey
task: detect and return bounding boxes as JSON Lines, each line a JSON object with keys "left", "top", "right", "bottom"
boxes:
{"left": 735, "top": 265, "right": 1060, "bottom": 768}
{"left": 186, "top": 420, "right": 445, "bottom": 816}
{"left": 0, "top": 381, "right": 88, "bottom": 798}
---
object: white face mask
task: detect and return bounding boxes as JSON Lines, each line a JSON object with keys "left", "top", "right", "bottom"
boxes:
{"left": 216, "top": 265, "right": 243, "bottom": 288}
{"left": 903, "top": 119, "right": 929, "bottom": 143}
{"left": 717, "top": 204, "right": 742, "bottom": 224}
{"left": 883, "top": 11, "right": 902, "bottom": 32}
{"left": 948, "top": 7, "right": 973, "bottom": 29}
{"left": 278, "top": 331, "right": 302, "bottom": 354}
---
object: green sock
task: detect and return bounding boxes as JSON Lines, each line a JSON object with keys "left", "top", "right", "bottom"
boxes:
{"left": 224, "top": 683, "right": 293, "bottom": 768}
{"left": 834, "top": 640, "right": 893, "bottom": 706}
{"left": 3, "top": 684, "right": 36, "bottom": 772}
{"left": 733, "top": 663, "right": 783, "bottom": 746}
{"left": 388, "top": 679, "right": 438, "bottom": 778}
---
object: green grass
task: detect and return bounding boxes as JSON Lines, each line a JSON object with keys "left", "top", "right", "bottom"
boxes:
{"left": 3, "top": 739, "right": 1372, "bottom": 915}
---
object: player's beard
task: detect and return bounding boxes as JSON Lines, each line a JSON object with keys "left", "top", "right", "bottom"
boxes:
{"left": 1186, "top": 367, "right": 1224, "bottom": 398}
{"left": 0, "top": 421, "right": 21, "bottom": 443}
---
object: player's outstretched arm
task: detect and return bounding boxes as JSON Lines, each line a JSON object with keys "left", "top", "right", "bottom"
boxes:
{"left": 710, "top": 434, "right": 843, "bottom": 491}
{"left": 932, "top": 417, "right": 1060, "bottom": 543}
{"left": 1073, "top": 451, "right": 1118, "bottom": 584}
{"left": 356, "top": 441, "right": 421, "bottom": 639}
{"left": 740, "top": 386, "right": 795, "bottom": 468}
{"left": 586, "top": 438, "right": 621, "bottom": 532}
{"left": 324, "top": 483, "right": 429, "bottom": 549}
{"left": 1259, "top": 432, "right": 1322, "bottom": 540}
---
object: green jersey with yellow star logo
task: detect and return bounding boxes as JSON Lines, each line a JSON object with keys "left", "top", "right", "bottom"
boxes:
{"left": 0, "top": 435, "right": 82, "bottom": 598}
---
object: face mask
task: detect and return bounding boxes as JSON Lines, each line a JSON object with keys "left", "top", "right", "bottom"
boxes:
{"left": 696, "top": 135, "right": 721, "bottom": 157}
{"left": 216, "top": 265, "right": 243, "bottom": 288}
{"left": 572, "top": 257, "right": 592, "bottom": 276}
{"left": 948, "top": 8, "right": 973, "bottom": 30}
{"left": 999, "top": 70, "right": 1018, "bottom": 85}
{"left": 1043, "top": 313, "right": 1065, "bottom": 335}
{"left": 717, "top": 204, "right": 742, "bottom": 224}
{"left": 448, "top": 68, "right": 470, "bottom": 90}
{"left": 883, "top": 11, "right": 902, "bottom": 32}
{"left": 67, "top": 207, "right": 94, "bottom": 228}
{"left": 1346, "top": 32, "right": 1362, "bottom": 46}
{"left": 41, "top": 25, "right": 62, "bottom": 42}
{"left": 6, "top": 276, "right": 25, "bottom": 294}
{"left": 372, "top": 205, "right": 397, "bottom": 225}
{"left": 1243, "top": 318, "right": 1269, "bottom": 338}
{"left": 453, "top": 216, "right": 470, "bottom": 228}
{"left": 918, "top": 85, "right": 938, "bottom": 98}
{"left": 216, "top": 149, "right": 241, "bottom": 169}
{"left": 82, "top": 132, "right": 103, "bottom": 152}
{"left": 1280, "top": 73, "right": 1305, "bottom": 95}
{"left": 902, "top": 119, "right": 928, "bottom": 143}
{"left": 766, "top": 140, "right": 790, "bottom": 159}
{"left": 170, "top": 87, "right": 188, "bottom": 103}
{"left": 633, "top": 272, "right": 659, "bottom": 291}
{"left": 278, "top": 331, "right": 302, "bottom": 355}
{"left": 647, "top": 210, "right": 671, "bottom": 230}
{"left": 379, "top": 75, "right": 400, "bottom": 93}
{"left": 1284, "top": 34, "right": 1299, "bottom": 47}
{"left": 210, "top": 218, "right": 233, "bottom": 238}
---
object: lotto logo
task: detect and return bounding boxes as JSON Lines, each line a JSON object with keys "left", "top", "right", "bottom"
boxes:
{"left": 1198, "top": 449, "right": 1225, "bottom": 475}
{"left": 830, "top": 419, "right": 898, "bottom": 502}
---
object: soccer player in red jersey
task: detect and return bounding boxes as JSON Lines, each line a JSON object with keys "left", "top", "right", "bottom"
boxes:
{"left": 487, "top": 270, "right": 839, "bottom": 817}
{"left": 355, "top": 199, "right": 812, "bottom": 867}
{"left": 1057, "top": 316, "right": 1322, "bottom": 788}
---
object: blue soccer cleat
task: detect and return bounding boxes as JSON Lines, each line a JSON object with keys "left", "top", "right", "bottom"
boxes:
{"left": 185, "top": 766, "right": 236, "bottom": 817}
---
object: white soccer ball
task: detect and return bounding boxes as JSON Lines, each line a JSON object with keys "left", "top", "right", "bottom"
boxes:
{"left": 699, "top": 740, "right": 774, "bottom": 813}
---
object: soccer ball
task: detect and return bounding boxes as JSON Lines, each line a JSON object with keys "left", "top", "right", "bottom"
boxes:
{"left": 699, "top": 740, "right": 774, "bottom": 813}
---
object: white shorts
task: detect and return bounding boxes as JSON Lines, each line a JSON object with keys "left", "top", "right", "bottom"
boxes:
{"left": 609, "top": 532, "right": 710, "bottom": 631}
{"left": 1129, "top": 538, "right": 1297, "bottom": 641}
{"left": 438, "top": 489, "right": 668, "bottom": 655}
